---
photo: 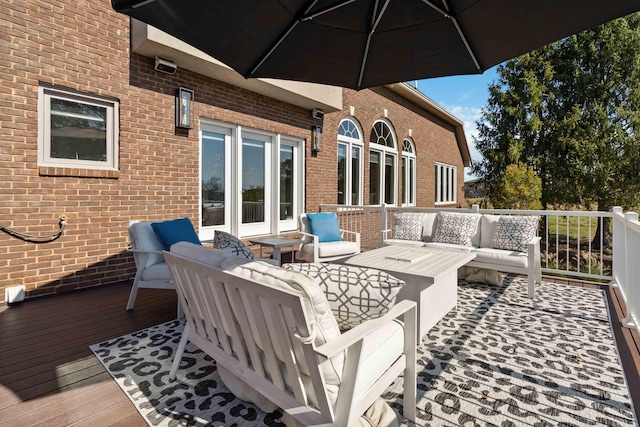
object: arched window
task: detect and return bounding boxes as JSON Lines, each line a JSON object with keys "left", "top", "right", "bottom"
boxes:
{"left": 369, "top": 120, "right": 397, "bottom": 205}
{"left": 337, "top": 117, "right": 364, "bottom": 205}
{"left": 402, "top": 138, "right": 416, "bottom": 206}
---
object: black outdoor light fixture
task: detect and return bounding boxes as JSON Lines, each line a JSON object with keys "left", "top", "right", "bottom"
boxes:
{"left": 311, "top": 125, "right": 322, "bottom": 152}
{"left": 176, "top": 87, "right": 193, "bottom": 129}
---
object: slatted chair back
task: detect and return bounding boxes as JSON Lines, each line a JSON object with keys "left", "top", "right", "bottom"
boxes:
{"left": 164, "top": 250, "right": 336, "bottom": 423}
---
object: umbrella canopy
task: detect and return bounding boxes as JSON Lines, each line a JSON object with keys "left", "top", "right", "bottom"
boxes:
{"left": 112, "top": 0, "right": 640, "bottom": 90}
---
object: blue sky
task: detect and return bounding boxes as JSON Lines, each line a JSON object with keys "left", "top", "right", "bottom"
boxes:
{"left": 416, "top": 67, "right": 498, "bottom": 181}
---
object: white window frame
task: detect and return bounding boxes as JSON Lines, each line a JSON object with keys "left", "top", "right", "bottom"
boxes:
{"left": 337, "top": 117, "right": 364, "bottom": 206}
{"left": 199, "top": 119, "right": 304, "bottom": 240}
{"left": 37, "top": 85, "right": 119, "bottom": 171}
{"left": 402, "top": 138, "right": 416, "bottom": 206}
{"left": 200, "top": 125, "right": 232, "bottom": 234}
{"left": 277, "top": 137, "right": 302, "bottom": 232}
{"left": 239, "top": 129, "right": 273, "bottom": 236}
{"left": 369, "top": 119, "right": 397, "bottom": 206}
{"left": 435, "top": 162, "right": 457, "bottom": 205}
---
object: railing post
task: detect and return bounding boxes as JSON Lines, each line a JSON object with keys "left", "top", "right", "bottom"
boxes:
{"left": 622, "top": 211, "right": 639, "bottom": 329}
{"left": 611, "top": 207, "right": 624, "bottom": 287}
{"left": 380, "top": 204, "right": 387, "bottom": 248}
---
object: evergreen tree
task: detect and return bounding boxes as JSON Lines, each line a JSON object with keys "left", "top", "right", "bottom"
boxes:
{"left": 473, "top": 13, "right": 640, "bottom": 246}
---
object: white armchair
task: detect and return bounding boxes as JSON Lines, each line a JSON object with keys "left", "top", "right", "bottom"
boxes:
{"left": 298, "top": 213, "right": 360, "bottom": 263}
{"left": 127, "top": 220, "right": 180, "bottom": 315}
{"left": 164, "top": 243, "right": 417, "bottom": 427}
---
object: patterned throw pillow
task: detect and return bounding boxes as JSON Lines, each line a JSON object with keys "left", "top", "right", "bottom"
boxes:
{"left": 283, "top": 263, "right": 404, "bottom": 330}
{"left": 432, "top": 212, "right": 480, "bottom": 246}
{"left": 213, "top": 230, "right": 256, "bottom": 259}
{"left": 391, "top": 212, "right": 424, "bottom": 240}
{"left": 491, "top": 215, "right": 539, "bottom": 252}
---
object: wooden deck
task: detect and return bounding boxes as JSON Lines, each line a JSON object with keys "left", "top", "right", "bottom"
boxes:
{"left": 0, "top": 276, "right": 638, "bottom": 426}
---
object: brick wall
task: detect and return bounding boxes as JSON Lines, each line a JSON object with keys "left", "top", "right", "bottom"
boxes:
{"left": 0, "top": 0, "right": 465, "bottom": 302}
{"left": 306, "top": 86, "right": 465, "bottom": 212}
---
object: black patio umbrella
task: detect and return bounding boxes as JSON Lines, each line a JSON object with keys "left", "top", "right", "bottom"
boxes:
{"left": 111, "top": 0, "right": 640, "bottom": 90}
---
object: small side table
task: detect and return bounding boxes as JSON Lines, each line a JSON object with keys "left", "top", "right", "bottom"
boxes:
{"left": 248, "top": 237, "right": 304, "bottom": 265}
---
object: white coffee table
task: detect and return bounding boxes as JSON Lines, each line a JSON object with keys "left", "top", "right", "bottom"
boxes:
{"left": 342, "top": 245, "right": 475, "bottom": 340}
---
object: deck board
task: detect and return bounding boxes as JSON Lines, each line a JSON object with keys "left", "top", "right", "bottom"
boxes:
{"left": 0, "top": 282, "right": 176, "bottom": 426}
{"left": 0, "top": 277, "right": 638, "bottom": 426}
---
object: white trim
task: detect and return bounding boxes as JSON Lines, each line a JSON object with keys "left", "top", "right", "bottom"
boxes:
{"left": 369, "top": 119, "right": 398, "bottom": 206}
{"left": 435, "top": 162, "right": 457, "bottom": 205}
{"left": 337, "top": 117, "right": 365, "bottom": 206}
{"left": 402, "top": 138, "right": 417, "bottom": 206}
{"left": 199, "top": 118, "right": 304, "bottom": 239}
{"left": 199, "top": 124, "right": 232, "bottom": 240}
{"left": 38, "top": 85, "right": 119, "bottom": 171}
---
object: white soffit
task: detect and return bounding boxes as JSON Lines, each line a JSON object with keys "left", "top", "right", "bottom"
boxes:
{"left": 131, "top": 20, "right": 343, "bottom": 112}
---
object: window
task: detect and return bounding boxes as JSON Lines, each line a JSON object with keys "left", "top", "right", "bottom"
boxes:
{"left": 435, "top": 162, "right": 457, "bottom": 204}
{"left": 201, "top": 129, "right": 230, "bottom": 228}
{"left": 369, "top": 120, "right": 397, "bottom": 205}
{"left": 38, "top": 85, "right": 118, "bottom": 170}
{"left": 337, "top": 118, "right": 363, "bottom": 205}
{"left": 402, "top": 138, "right": 416, "bottom": 206}
{"left": 200, "top": 120, "right": 303, "bottom": 239}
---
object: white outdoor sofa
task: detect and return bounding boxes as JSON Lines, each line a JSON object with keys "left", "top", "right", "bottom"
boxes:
{"left": 164, "top": 241, "right": 417, "bottom": 426}
{"left": 382, "top": 211, "right": 542, "bottom": 298}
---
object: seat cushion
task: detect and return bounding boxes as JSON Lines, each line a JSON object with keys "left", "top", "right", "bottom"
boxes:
{"left": 433, "top": 212, "right": 481, "bottom": 247}
{"left": 317, "top": 240, "right": 359, "bottom": 258}
{"left": 140, "top": 262, "right": 170, "bottom": 280}
{"left": 151, "top": 218, "right": 201, "bottom": 251}
{"left": 307, "top": 212, "right": 342, "bottom": 243}
{"left": 352, "top": 319, "right": 404, "bottom": 400}
{"left": 491, "top": 215, "right": 539, "bottom": 252}
{"left": 472, "top": 247, "right": 528, "bottom": 268}
{"left": 283, "top": 263, "right": 405, "bottom": 330}
{"left": 390, "top": 212, "right": 423, "bottom": 240}
{"left": 213, "top": 230, "right": 256, "bottom": 259}
{"left": 423, "top": 241, "right": 473, "bottom": 252}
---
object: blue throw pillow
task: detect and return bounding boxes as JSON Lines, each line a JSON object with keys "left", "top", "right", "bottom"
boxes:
{"left": 307, "top": 212, "right": 342, "bottom": 243}
{"left": 151, "top": 218, "right": 201, "bottom": 251}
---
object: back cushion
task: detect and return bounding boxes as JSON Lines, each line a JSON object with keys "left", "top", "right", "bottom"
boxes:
{"left": 421, "top": 212, "right": 439, "bottom": 242}
{"left": 169, "top": 241, "right": 228, "bottom": 268}
{"left": 479, "top": 214, "right": 501, "bottom": 248}
{"left": 129, "top": 221, "right": 165, "bottom": 268}
{"left": 390, "top": 213, "right": 423, "bottom": 240}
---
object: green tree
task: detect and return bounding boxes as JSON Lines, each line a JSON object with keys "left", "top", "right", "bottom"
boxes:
{"left": 473, "top": 13, "right": 640, "bottom": 246}
{"left": 492, "top": 163, "right": 543, "bottom": 210}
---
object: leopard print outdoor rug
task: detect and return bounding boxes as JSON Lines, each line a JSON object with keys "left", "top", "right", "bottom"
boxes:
{"left": 90, "top": 278, "right": 637, "bottom": 426}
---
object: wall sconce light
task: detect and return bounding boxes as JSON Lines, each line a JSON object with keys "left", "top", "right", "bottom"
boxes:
{"left": 311, "top": 125, "right": 322, "bottom": 152}
{"left": 176, "top": 87, "right": 194, "bottom": 129}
